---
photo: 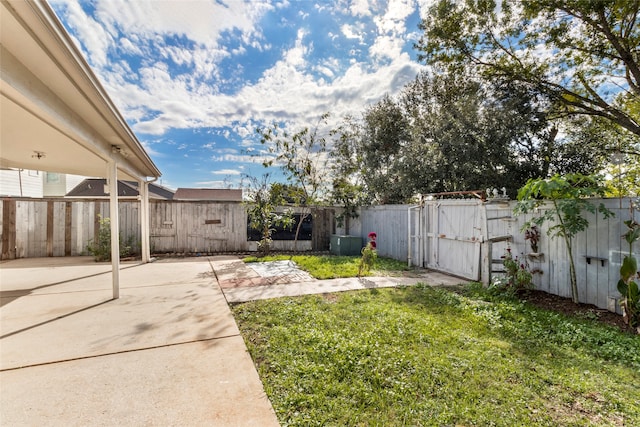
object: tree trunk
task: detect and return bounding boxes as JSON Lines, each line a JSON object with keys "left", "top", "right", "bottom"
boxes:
{"left": 293, "top": 209, "right": 309, "bottom": 253}
{"left": 564, "top": 232, "right": 579, "bottom": 304}
{"left": 553, "top": 199, "right": 579, "bottom": 304}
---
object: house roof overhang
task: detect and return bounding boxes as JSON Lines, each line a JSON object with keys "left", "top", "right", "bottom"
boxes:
{"left": 0, "top": 0, "right": 161, "bottom": 181}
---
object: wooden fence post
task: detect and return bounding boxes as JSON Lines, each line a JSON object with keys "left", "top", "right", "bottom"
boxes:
{"left": 46, "top": 201, "right": 54, "bottom": 257}
{"left": 1, "top": 199, "right": 17, "bottom": 260}
{"left": 64, "top": 202, "right": 72, "bottom": 256}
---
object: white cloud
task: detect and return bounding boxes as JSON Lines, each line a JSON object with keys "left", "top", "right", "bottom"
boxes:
{"left": 53, "top": 0, "right": 426, "bottom": 156}
{"left": 119, "top": 37, "right": 143, "bottom": 55}
{"left": 284, "top": 29, "right": 309, "bottom": 68}
{"left": 369, "top": 0, "right": 415, "bottom": 61}
{"left": 212, "top": 169, "right": 241, "bottom": 175}
{"left": 94, "top": 0, "right": 272, "bottom": 49}
{"left": 341, "top": 23, "right": 365, "bottom": 42}
{"left": 214, "top": 148, "right": 240, "bottom": 154}
{"left": 212, "top": 153, "right": 270, "bottom": 164}
{"left": 349, "top": 0, "right": 374, "bottom": 17}
{"left": 51, "top": 0, "right": 113, "bottom": 67}
{"left": 415, "top": 0, "right": 437, "bottom": 19}
{"left": 193, "top": 180, "right": 231, "bottom": 187}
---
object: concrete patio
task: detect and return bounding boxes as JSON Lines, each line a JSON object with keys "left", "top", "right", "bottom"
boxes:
{"left": 0, "top": 256, "right": 279, "bottom": 426}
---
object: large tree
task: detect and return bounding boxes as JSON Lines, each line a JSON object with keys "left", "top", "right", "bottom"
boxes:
{"left": 360, "top": 95, "right": 413, "bottom": 204}
{"left": 400, "top": 70, "right": 538, "bottom": 195}
{"left": 416, "top": 0, "right": 640, "bottom": 139}
{"left": 333, "top": 70, "right": 559, "bottom": 202}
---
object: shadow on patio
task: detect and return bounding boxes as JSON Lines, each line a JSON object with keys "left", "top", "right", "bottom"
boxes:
{"left": 0, "top": 256, "right": 278, "bottom": 426}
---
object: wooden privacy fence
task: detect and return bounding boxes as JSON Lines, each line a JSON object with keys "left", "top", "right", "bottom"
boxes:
{"left": 1, "top": 198, "right": 139, "bottom": 259}
{"left": 4, "top": 196, "right": 637, "bottom": 312}
{"left": 365, "top": 198, "right": 639, "bottom": 312}
{"left": 0, "top": 198, "right": 335, "bottom": 259}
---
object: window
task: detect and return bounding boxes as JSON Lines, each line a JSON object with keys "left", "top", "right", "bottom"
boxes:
{"left": 45, "top": 172, "right": 60, "bottom": 183}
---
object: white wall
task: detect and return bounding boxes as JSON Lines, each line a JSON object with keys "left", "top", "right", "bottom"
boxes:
{"left": 0, "top": 170, "right": 88, "bottom": 198}
{"left": 0, "top": 169, "right": 43, "bottom": 197}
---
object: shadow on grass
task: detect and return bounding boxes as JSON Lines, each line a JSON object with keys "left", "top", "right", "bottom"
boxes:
{"left": 386, "top": 284, "right": 640, "bottom": 370}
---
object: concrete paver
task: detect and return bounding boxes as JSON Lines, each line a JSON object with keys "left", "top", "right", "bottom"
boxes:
{"left": 210, "top": 257, "right": 466, "bottom": 303}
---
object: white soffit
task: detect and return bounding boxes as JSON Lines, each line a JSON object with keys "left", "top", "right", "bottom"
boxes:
{"left": 0, "top": 0, "right": 161, "bottom": 181}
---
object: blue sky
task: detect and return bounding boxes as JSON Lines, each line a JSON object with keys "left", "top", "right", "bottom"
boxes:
{"left": 50, "top": 0, "right": 431, "bottom": 190}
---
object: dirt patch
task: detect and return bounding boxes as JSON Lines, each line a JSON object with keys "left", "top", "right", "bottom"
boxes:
{"left": 520, "top": 290, "right": 630, "bottom": 333}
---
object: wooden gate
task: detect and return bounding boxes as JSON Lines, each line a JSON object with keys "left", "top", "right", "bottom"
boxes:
{"left": 423, "top": 199, "right": 485, "bottom": 280}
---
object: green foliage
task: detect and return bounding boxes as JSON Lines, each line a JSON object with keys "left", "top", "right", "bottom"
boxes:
{"left": 357, "top": 243, "right": 377, "bottom": 277}
{"left": 416, "top": 0, "right": 640, "bottom": 138}
{"left": 328, "top": 116, "right": 365, "bottom": 233}
{"left": 516, "top": 174, "right": 613, "bottom": 238}
{"left": 86, "top": 214, "right": 136, "bottom": 262}
{"left": 329, "top": 176, "right": 361, "bottom": 234}
{"left": 244, "top": 175, "right": 294, "bottom": 256}
{"left": 492, "top": 249, "right": 533, "bottom": 295}
{"left": 257, "top": 114, "right": 330, "bottom": 251}
{"left": 515, "top": 174, "right": 614, "bottom": 303}
{"left": 332, "top": 70, "right": 563, "bottom": 202}
{"left": 233, "top": 285, "right": 640, "bottom": 426}
{"left": 607, "top": 161, "right": 640, "bottom": 198}
{"left": 243, "top": 254, "right": 409, "bottom": 280}
{"left": 360, "top": 94, "right": 413, "bottom": 203}
{"left": 618, "top": 217, "right": 640, "bottom": 332}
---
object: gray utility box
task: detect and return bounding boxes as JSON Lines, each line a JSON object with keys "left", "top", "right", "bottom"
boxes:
{"left": 329, "top": 235, "right": 363, "bottom": 256}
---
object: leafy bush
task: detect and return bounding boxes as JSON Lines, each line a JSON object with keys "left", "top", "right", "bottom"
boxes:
{"left": 515, "top": 174, "right": 613, "bottom": 303}
{"left": 491, "top": 248, "right": 532, "bottom": 294}
{"left": 86, "top": 214, "right": 136, "bottom": 261}
{"left": 357, "top": 243, "right": 377, "bottom": 277}
{"left": 618, "top": 218, "right": 640, "bottom": 333}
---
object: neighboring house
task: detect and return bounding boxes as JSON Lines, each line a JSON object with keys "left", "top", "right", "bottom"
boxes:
{"left": 66, "top": 178, "right": 174, "bottom": 200}
{"left": 173, "top": 188, "right": 243, "bottom": 201}
{"left": 43, "top": 172, "right": 86, "bottom": 197}
{"left": 0, "top": 169, "right": 85, "bottom": 198}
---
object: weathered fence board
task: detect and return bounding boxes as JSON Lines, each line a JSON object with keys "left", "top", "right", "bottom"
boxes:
{"left": 3, "top": 196, "right": 638, "bottom": 313}
{"left": 360, "top": 198, "right": 638, "bottom": 312}
{"left": 360, "top": 205, "right": 410, "bottom": 260}
{"left": 149, "top": 201, "right": 249, "bottom": 254}
{"left": 425, "top": 200, "right": 484, "bottom": 280}
{"left": 311, "top": 207, "right": 335, "bottom": 251}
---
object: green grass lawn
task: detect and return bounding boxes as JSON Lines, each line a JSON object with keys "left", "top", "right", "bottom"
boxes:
{"left": 232, "top": 283, "right": 640, "bottom": 426}
{"left": 243, "top": 254, "right": 411, "bottom": 279}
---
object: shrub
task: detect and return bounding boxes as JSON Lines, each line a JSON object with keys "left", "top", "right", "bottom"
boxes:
{"left": 86, "top": 214, "right": 136, "bottom": 261}
{"left": 618, "top": 217, "right": 640, "bottom": 333}
{"left": 491, "top": 248, "right": 533, "bottom": 294}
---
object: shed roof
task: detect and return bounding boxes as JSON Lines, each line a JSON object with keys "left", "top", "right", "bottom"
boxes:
{"left": 173, "top": 188, "right": 243, "bottom": 201}
{"left": 66, "top": 179, "right": 174, "bottom": 200}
